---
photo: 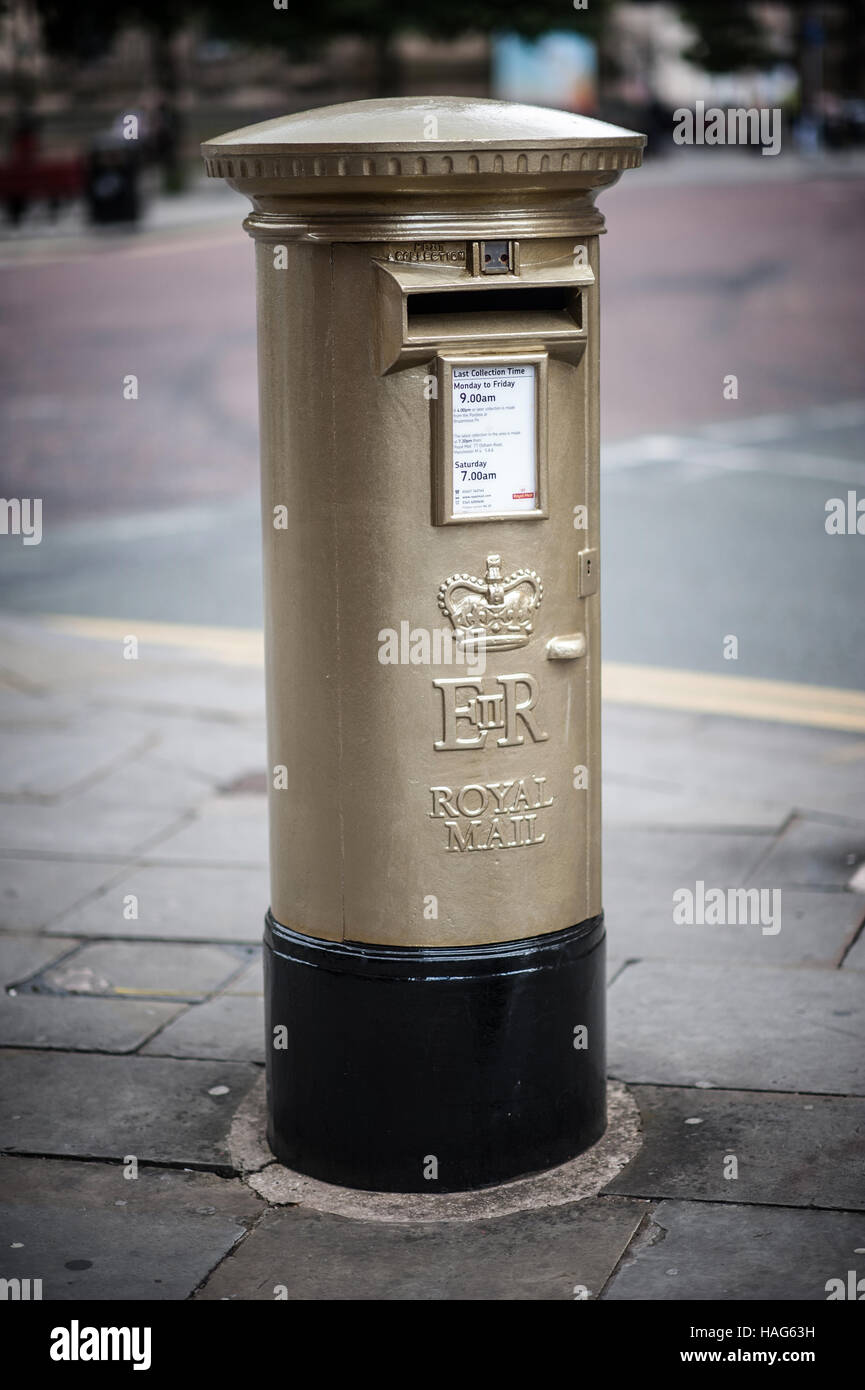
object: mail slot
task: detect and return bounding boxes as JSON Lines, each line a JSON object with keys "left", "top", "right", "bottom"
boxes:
{"left": 202, "top": 97, "right": 644, "bottom": 1192}
{"left": 407, "top": 285, "right": 581, "bottom": 320}
{"left": 376, "top": 254, "right": 593, "bottom": 371}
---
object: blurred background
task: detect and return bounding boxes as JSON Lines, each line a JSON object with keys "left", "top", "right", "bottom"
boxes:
{"left": 1, "top": 0, "right": 864, "bottom": 689}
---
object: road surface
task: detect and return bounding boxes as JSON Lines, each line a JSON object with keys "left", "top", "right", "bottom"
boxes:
{"left": 1, "top": 160, "right": 863, "bottom": 689}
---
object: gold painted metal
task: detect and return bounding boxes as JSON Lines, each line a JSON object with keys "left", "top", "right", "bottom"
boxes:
{"left": 546, "top": 633, "right": 587, "bottom": 661}
{"left": 438, "top": 554, "right": 544, "bottom": 653}
{"left": 433, "top": 351, "right": 549, "bottom": 525}
{"left": 474, "top": 239, "right": 518, "bottom": 275}
{"left": 578, "top": 546, "right": 600, "bottom": 598}
{"left": 374, "top": 257, "right": 592, "bottom": 374}
{"left": 202, "top": 97, "right": 644, "bottom": 948}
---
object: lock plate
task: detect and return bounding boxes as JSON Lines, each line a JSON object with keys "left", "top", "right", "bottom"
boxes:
{"left": 470, "top": 239, "right": 520, "bottom": 276}
{"left": 578, "top": 547, "right": 599, "bottom": 598}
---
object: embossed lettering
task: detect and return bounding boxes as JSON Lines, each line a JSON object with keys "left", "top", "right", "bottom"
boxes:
{"left": 430, "top": 786, "right": 459, "bottom": 818}
{"left": 455, "top": 783, "right": 488, "bottom": 817}
{"left": 496, "top": 674, "right": 548, "bottom": 746}
{"left": 445, "top": 819, "right": 483, "bottom": 851}
{"left": 389, "top": 241, "right": 464, "bottom": 264}
{"left": 443, "top": 811, "right": 547, "bottom": 852}
{"left": 434, "top": 673, "right": 548, "bottom": 751}
{"left": 433, "top": 677, "right": 486, "bottom": 750}
{"left": 432, "top": 774, "right": 554, "bottom": 851}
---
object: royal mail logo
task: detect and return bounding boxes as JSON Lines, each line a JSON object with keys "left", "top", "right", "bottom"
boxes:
{"left": 430, "top": 775, "right": 554, "bottom": 852}
{"left": 433, "top": 673, "right": 548, "bottom": 751}
{"left": 438, "top": 554, "right": 543, "bottom": 653}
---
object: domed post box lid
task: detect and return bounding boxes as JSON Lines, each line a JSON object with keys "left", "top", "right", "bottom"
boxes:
{"left": 202, "top": 96, "right": 645, "bottom": 236}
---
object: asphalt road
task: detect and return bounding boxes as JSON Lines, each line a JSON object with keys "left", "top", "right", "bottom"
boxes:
{"left": 1, "top": 162, "right": 863, "bottom": 689}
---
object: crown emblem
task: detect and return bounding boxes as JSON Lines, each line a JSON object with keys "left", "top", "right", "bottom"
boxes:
{"left": 438, "top": 554, "right": 543, "bottom": 653}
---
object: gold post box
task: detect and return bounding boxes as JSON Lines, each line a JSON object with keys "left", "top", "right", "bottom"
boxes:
{"left": 203, "top": 98, "right": 644, "bottom": 1192}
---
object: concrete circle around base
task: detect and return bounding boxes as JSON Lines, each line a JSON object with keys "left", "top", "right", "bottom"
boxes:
{"left": 233, "top": 1079, "right": 642, "bottom": 1223}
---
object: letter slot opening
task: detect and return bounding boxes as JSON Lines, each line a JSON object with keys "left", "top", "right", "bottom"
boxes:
{"left": 374, "top": 257, "right": 594, "bottom": 373}
{"left": 407, "top": 285, "right": 582, "bottom": 338}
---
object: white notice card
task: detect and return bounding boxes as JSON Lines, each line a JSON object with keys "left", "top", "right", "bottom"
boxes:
{"left": 451, "top": 364, "right": 537, "bottom": 517}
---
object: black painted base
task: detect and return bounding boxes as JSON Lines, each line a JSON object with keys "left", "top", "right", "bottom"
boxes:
{"left": 264, "top": 912, "right": 606, "bottom": 1193}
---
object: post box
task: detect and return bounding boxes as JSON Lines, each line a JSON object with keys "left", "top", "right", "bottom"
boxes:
{"left": 202, "top": 98, "right": 644, "bottom": 1192}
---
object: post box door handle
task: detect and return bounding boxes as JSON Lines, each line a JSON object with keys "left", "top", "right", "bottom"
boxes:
{"left": 545, "top": 633, "right": 587, "bottom": 660}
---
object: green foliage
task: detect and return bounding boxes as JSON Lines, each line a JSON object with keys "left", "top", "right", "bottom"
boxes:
{"left": 33, "top": 0, "right": 608, "bottom": 60}
{"left": 677, "top": 2, "right": 782, "bottom": 75}
{"left": 34, "top": 0, "right": 188, "bottom": 60}
{"left": 203, "top": 0, "right": 609, "bottom": 50}
{"left": 32, "top": 0, "right": 785, "bottom": 77}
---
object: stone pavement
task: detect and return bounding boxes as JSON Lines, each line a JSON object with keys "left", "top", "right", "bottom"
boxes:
{"left": 0, "top": 173, "right": 245, "bottom": 257}
{"left": 0, "top": 615, "right": 863, "bottom": 1301}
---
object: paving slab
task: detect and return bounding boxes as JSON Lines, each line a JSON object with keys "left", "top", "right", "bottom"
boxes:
{"left": 143, "top": 994, "right": 264, "bottom": 1063}
{"left": 601, "top": 826, "right": 838, "bottom": 964}
{"left": 0, "top": 618, "right": 152, "bottom": 691}
{"left": 605, "top": 828, "right": 774, "bottom": 905}
{"left": 0, "top": 761, "right": 200, "bottom": 856}
{"left": 772, "top": 890, "right": 864, "bottom": 967}
{"left": 606, "top": 955, "right": 627, "bottom": 984}
{"left": 0, "top": 856, "right": 128, "bottom": 932}
{"left": 606, "top": 876, "right": 863, "bottom": 967}
{"left": 50, "top": 864, "right": 267, "bottom": 942}
{"left": 0, "top": 623, "right": 263, "bottom": 723}
{"left": 0, "top": 1155, "right": 263, "bottom": 1300}
{"left": 148, "top": 721, "right": 266, "bottom": 789}
{"left": 143, "top": 796, "right": 267, "bottom": 866}
{"left": 0, "top": 1050, "right": 262, "bottom": 1168}
{"left": 194, "top": 1197, "right": 648, "bottom": 1301}
{"left": 751, "top": 816, "right": 865, "bottom": 889}
{"left": 0, "top": 993, "right": 182, "bottom": 1051}
{"left": 0, "top": 687, "right": 107, "bottom": 727}
{"left": 37, "top": 940, "right": 247, "bottom": 1000}
{"left": 602, "top": 1200, "right": 865, "bottom": 1301}
{"left": 119, "top": 750, "right": 237, "bottom": 812}
{"left": 0, "top": 934, "right": 78, "bottom": 986}
{"left": 603, "top": 778, "right": 790, "bottom": 832}
{"left": 604, "top": 704, "right": 865, "bottom": 824}
{"left": 842, "top": 927, "right": 865, "bottom": 972}
{"left": 87, "top": 666, "right": 266, "bottom": 722}
{"left": 0, "top": 721, "right": 156, "bottom": 800}
{"left": 608, "top": 960, "right": 865, "bottom": 1094}
{"left": 221, "top": 953, "right": 263, "bottom": 995}
{"left": 605, "top": 1086, "right": 865, "bottom": 1210}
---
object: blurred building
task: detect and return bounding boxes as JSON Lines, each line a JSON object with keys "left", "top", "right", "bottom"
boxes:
{"left": 2, "top": 1, "right": 864, "bottom": 164}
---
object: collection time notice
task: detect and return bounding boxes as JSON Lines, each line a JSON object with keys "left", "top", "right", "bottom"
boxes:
{"left": 451, "top": 364, "right": 537, "bottom": 517}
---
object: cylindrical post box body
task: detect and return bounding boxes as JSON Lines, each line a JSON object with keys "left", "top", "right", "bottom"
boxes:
{"left": 203, "top": 99, "right": 643, "bottom": 1191}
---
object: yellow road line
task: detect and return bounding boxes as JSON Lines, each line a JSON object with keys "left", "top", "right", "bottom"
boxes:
{"left": 603, "top": 662, "right": 865, "bottom": 734}
{"left": 44, "top": 614, "right": 263, "bottom": 666}
{"left": 42, "top": 615, "right": 865, "bottom": 733}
